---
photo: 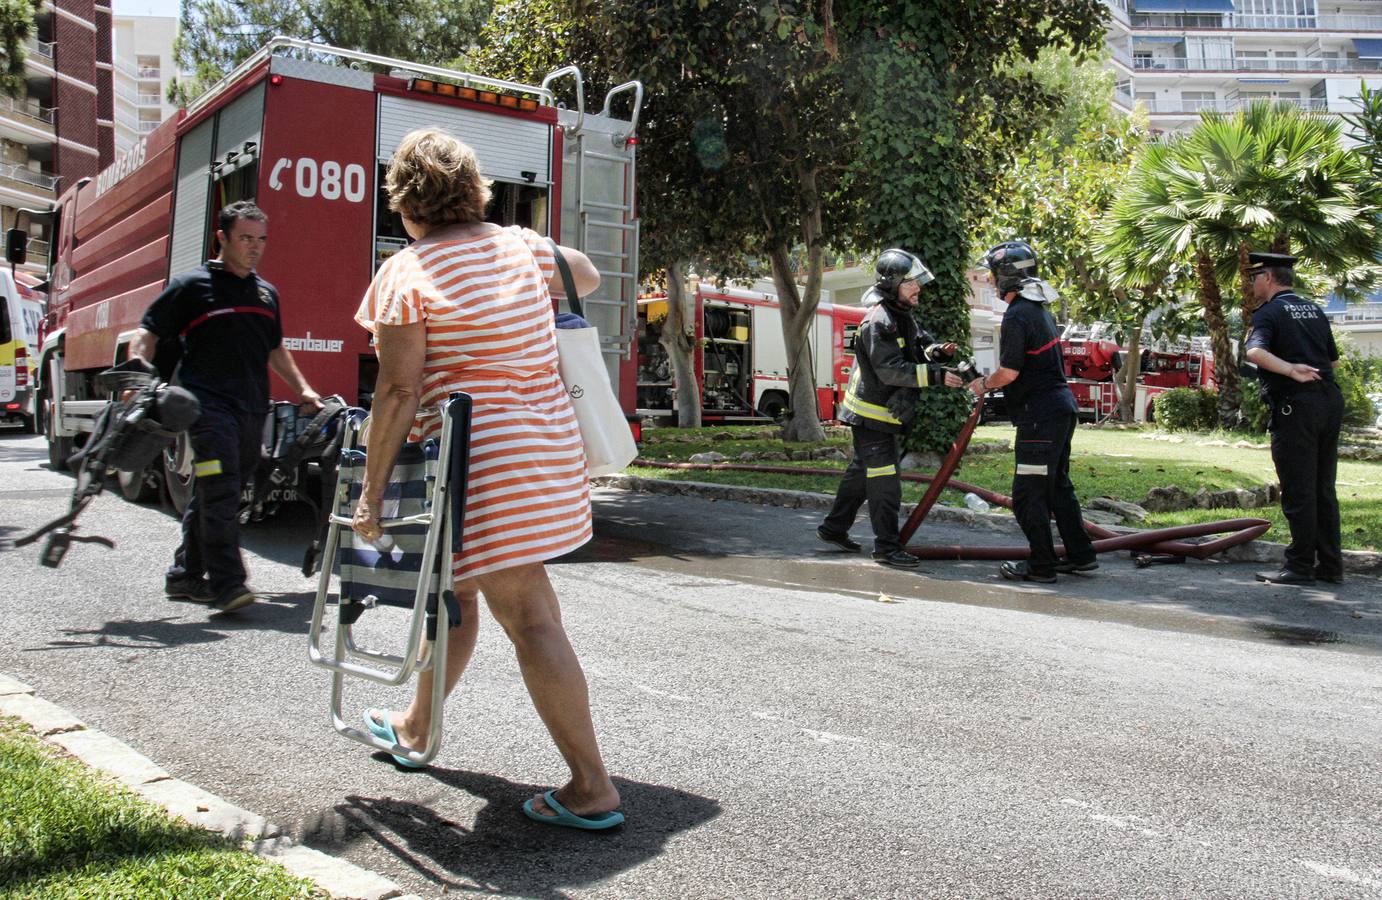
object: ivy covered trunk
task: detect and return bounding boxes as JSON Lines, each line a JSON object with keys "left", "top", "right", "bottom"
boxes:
{"left": 661, "top": 264, "right": 701, "bottom": 428}
{"left": 1196, "top": 249, "right": 1240, "bottom": 426}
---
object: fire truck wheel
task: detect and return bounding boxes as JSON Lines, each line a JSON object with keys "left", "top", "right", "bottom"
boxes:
{"left": 41, "top": 383, "right": 75, "bottom": 472}
{"left": 117, "top": 464, "right": 159, "bottom": 503}
{"left": 163, "top": 432, "right": 195, "bottom": 515}
{"left": 758, "top": 391, "right": 789, "bottom": 423}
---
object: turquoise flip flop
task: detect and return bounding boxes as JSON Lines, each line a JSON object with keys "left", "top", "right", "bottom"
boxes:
{"left": 523, "top": 789, "right": 625, "bottom": 831}
{"left": 361, "top": 708, "right": 425, "bottom": 769}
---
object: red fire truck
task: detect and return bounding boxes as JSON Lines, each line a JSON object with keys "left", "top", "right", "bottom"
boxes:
{"left": 636, "top": 283, "right": 867, "bottom": 423}
{"left": 29, "top": 38, "right": 641, "bottom": 509}
{"left": 1057, "top": 323, "right": 1217, "bottom": 423}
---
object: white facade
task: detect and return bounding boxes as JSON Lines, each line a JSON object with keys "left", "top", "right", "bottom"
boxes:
{"left": 1105, "top": 0, "right": 1382, "bottom": 133}
{"left": 112, "top": 15, "right": 179, "bottom": 155}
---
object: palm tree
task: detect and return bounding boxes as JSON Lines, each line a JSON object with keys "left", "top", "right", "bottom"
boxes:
{"left": 1097, "top": 101, "right": 1380, "bottom": 426}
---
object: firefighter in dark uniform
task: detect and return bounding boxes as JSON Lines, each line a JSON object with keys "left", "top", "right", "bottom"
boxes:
{"left": 967, "top": 241, "right": 1096, "bottom": 583}
{"left": 818, "top": 249, "right": 962, "bottom": 569}
{"left": 1243, "top": 252, "right": 1344, "bottom": 585}
{"left": 130, "top": 201, "right": 321, "bottom": 611}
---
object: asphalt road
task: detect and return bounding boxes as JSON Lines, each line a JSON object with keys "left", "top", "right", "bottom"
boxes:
{"left": 2, "top": 428, "right": 1380, "bottom": 899}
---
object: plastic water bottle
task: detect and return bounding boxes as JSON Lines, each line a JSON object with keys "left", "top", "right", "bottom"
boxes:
{"left": 963, "top": 492, "right": 991, "bottom": 512}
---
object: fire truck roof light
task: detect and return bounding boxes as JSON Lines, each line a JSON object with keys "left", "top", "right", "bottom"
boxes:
{"left": 407, "top": 76, "right": 543, "bottom": 113}
{"left": 270, "top": 74, "right": 284, "bottom": 86}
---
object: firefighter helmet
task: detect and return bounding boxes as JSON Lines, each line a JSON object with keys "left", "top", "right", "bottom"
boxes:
{"left": 981, "top": 241, "right": 1038, "bottom": 294}
{"left": 874, "top": 249, "right": 934, "bottom": 295}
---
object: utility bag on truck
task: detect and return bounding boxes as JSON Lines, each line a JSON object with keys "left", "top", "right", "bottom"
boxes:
{"left": 307, "top": 393, "right": 471, "bottom": 766}
{"left": 1, "top": 359, "right": 200, "bottom": 567}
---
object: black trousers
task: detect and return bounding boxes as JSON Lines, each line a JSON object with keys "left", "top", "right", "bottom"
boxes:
{"left": 1012, "top": 412, "right": 1094, "bottom": 573}
{"left": 822, "top": 425, "right": 904, "bottom": 554}
{"left": 170, "top": 403, "right": 262, "bottom": 595}
{"left": 1269, "top": 382, "right": 1344, "bottom": 576}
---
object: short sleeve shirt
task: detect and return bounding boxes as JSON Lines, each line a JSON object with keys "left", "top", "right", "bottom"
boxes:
{"left": 999, "top": 297, "right": 1076, "bottom": 421}
{"left": 140, "top": 262, "right": 283, "bottom": 412}
{"left": 1245, "top": 290, "right": 1337, "bottom": 395}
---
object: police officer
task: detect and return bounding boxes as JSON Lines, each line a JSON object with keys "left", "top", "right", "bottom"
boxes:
{"left": 968, "top": 241, "right": 1096, "bottom": 583}
{"left": 818, "top": 249, "right": 962, "bottom": 569}
{"left": 1243, "top": 252, "right": 1343, "bottom": 585}
{"left": 130, "top": 201, "right": 321, "bottom": 611}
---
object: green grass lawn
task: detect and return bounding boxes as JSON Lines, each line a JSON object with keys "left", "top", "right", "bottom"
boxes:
{"left": 0, "top": 717, "right": 321, "bottom": 899}
{"left": 632, "top": 424, "right": 1382, "bottom": 552}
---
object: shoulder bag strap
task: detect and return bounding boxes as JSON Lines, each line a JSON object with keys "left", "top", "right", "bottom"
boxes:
{"left": 546, "top": 237, "right": 584, "bottom": 319}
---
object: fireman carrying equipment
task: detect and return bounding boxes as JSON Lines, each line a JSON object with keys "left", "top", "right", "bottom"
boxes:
{"left": 2, "top": 357, "right": 200, "bottom": 567}
{"left": 818, "top": 249, "right": 963, "bottom": 569}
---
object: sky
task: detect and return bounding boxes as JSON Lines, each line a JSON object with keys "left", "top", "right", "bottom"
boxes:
{"left": 111, "top": 0, "right": 180, "bottom": 17}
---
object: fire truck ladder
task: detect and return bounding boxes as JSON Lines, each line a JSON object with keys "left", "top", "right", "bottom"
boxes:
{"left": 561, "top": 81, "right": 644, "bottom": 365}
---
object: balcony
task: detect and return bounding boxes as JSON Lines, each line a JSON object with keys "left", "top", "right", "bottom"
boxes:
{"left": 1133, "top": 56, "right": 1382, "bottom": 73}
{"left": 1138, "top": 96, "right": 1329, "bottom": 114}
{"left": 0, "top": 162, "right": 59, "bottom": 198}
{"left": 1130, "top": 12, "right": 1382, "bottom": 31}
{"left": 138, "top": 92, "right": 161, "bottom": 106}
{"left": 23, "top": 38, "right": 54, "bottom": 59}
{"left": 137, "top": 66, "right": 160, "bottom": 79}
{"left": 0, "top": 95, "right": 54, "bottom": 125}
{"left": 137, "top": 119, "right": 160, "bottom": 133}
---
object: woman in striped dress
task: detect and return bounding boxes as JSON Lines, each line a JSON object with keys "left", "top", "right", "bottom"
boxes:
{"left": 351, "top": 129, "right": 621, "bottom": 829}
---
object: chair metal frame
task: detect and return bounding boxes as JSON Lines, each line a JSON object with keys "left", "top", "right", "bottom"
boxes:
{"left": 307, "top": 393, "right": 470, "bottom": 766}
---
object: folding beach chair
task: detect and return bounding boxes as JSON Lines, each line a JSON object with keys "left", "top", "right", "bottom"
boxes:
{"left": 308, "top": 393, "right": 471, "bottom": 766}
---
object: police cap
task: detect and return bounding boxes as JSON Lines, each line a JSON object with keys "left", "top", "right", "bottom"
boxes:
{"left": 1246, "top": 252, "right": 1297, "bottom": 273}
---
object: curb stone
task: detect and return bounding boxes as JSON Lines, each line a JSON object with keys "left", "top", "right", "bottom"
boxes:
{"left": 596, "top": 474, "right": 1382, "bottom": 575}
{"left": 0, "top": 676, "right": 410, "bottom": 900}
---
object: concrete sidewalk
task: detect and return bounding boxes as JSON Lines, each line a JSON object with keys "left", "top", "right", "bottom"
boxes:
{"left": 0, "top": 673, "right": 417, "bottom": 900}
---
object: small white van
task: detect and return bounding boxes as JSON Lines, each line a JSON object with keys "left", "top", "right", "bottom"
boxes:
{"left": 0, "top": 268, "right": 44, "bottom": 432}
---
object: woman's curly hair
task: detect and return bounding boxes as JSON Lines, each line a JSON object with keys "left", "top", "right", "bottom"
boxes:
{"left": 385, "top": 129, "right": 492, "bottom": 227}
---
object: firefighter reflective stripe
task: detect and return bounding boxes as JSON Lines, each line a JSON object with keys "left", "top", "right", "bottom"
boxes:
{"left": 915, "top": 364, "right": 929, "bottom": 388}
{"left": 843, "top": 392, "right": 901, "bottom": 426}
{"left": 194, "top": 459, "right": 223, "bottom": 477}
{"left": 843, "top": 367, "right": 902, "bottom": 425}
{"left": 1015, "top": 463, "right": 1047, "bottom": 476}
{"left": 896, "top": 337, "right": 906, "bottom": 347}
{"left": 866, "top": 464, "right": 896, "bottom": 477}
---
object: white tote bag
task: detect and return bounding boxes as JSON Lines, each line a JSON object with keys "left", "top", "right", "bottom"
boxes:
{"left": 548, "top": 240, "right": 638, "bottom": 477}
{"left": 555, "top": 324, "right": 638, "bottom": 476}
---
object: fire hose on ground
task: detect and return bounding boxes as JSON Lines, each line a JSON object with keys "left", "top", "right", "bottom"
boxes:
{"left": 633, "top": 403, "right": 1271, "bottom": 568}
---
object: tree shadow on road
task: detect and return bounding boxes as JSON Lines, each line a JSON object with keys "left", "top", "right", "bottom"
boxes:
{"left": 302, "top": 769, "right": 719, "bottom": 898}
{"left": 24, "top": 590, "right": 320, "bottom": 652}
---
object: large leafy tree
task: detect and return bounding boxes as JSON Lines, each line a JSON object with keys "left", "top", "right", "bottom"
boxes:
{"left": 0, "top": 0, "right": 40, "bottom": 98}
{"left": 1098, "top": 101, "right": 1380, "bottom": 425}
{"left": 483, "top": 0, "right": 1107, "bottom": 443}
{"left": 482, "top": 0, "right": 861, "bottom": 439}
{"left": 172, "top": 0, "right": 492, "bottom": 101}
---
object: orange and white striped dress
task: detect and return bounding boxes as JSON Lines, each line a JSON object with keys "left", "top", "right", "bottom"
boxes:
{"left": 355, "top": 225, "right": 591, "bottom": 580}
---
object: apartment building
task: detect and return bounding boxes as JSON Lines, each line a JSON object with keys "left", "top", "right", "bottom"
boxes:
{"left": 0, "top": 0, "right": 115, "bottom": 275}
{"left": 111, "top": 15, "right": 178, "bottom": 155}
{"left": 1106, "top": 0, "right": 1382, "bottom": 131}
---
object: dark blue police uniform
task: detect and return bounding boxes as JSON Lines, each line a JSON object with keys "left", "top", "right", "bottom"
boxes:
{"left": 1245, "top": 286, "right": 1343, "bottom": 580}
{"left": 999, "top": 288, "right": 1095, "bottom": 577}
{"left": 141, "top": 261, "right": 282, "bottom": 600}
